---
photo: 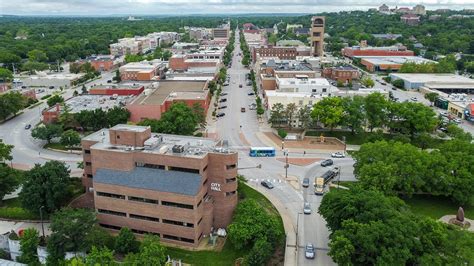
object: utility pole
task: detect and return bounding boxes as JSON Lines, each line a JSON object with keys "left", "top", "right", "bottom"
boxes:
{"left": 285, "top": 149, "right": 289, "bottom": 179}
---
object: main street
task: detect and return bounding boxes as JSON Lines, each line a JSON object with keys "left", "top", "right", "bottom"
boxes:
{"left": 214, "top": 31, "right": 358, "bottom": 265}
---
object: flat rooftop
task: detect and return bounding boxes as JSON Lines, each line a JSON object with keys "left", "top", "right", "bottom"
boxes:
{"left": 361, "top": 56, "right": 434, "bottom": 65}
{"left": 95, "top": 167, "right": 202, "bottom": 196}
{"left": 129, "top": 81, "right": 207, "bottom": 106}
{"left": 390, "top": 73, "right": 474, "bottom": 84}
{"left": 262, "top": 59, "right": 313, "bottom": 72}
{"left": 46, "top": 94, "right": 134, "bottom": 113}
{"left": 92, "top": 84, "right": 144, "bottom": 90}
{"left": 277, "top": 76, "right": 330, "bottom": 86}
{"left": 84, "top": 125, "right": 232, "bottom": 158}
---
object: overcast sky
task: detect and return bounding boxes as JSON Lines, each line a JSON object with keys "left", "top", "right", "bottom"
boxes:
{"left": 1, "top": 0, "right": 474, "bottom": 16}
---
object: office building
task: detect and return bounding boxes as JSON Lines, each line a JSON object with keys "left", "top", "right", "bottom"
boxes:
{"left": 360, "top": 56, "right": 434, "bottom": 72}
{"left": 119, "top": 60, "right": 167, "bottom": 81}
{"left": 342, "top": 45, "right": 414, "bottom": 58}
{"left": 81, "top": 124, "right": 238, "bottom": 247}
{"left": 310, "top": 16, "right": 325, "bottom": 57}
{"left": 389, "top": 73, "right": 474, "bottom": 92}
{"left": 322, "top": 66, "right": 360, "bottom": 82}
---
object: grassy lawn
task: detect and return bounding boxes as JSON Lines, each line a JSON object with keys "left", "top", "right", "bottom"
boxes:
{"left": 165, "top": 181, "right": 285, "bottom": 265}
{"left": 403, "top": 195, "right": 474, "bottom": 220}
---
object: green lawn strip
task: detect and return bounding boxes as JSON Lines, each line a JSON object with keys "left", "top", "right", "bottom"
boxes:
{"left": 403, "top": 194, "right": 474, "bottom": 220}
{"left": 44, "top": 143, "right": 82, "bottom": 151}
{"left": 165, "top": 181, "right": 285, "bottom": 265}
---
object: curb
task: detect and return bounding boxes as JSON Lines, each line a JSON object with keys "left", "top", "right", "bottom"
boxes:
{"left": 0, "top": 218, "right": 50, "bottom": 223}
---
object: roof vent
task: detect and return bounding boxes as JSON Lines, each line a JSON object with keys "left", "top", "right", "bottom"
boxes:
{"left": 172, "top": 145, "right": 185, "bottom": 153}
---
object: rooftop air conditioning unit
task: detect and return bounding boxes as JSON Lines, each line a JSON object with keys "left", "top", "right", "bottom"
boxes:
{"left": 172, "top": 145, "right": 185, "bottom": 153}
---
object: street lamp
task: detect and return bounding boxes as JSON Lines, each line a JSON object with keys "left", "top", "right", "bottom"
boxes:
{"left": 284, "top": 149, "right": 289, "bottom": 180}
{"left": 39, "top": 206, "right": 45, "bottom": 238}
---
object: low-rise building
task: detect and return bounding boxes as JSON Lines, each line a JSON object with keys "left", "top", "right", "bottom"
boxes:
{"left": 360, "top": 56, "right": 435, "bottom": 72}
{"left": 389, "top": 73, "right": 474, "bottom": 93}
{"left": 342, "top": 45, "right": 414, "bottom": 58}
{"left": 89, "top": 84, "right": 145, "bottom": 96}
{"left": 89, "top": 55, "right": 117, "bottom": 72}
{"left": 126, "top": 81, "right": 210, "bottom": 122}
{"left": 18, "top": 73, "right": 85, "bottom": 88}
{"left": 119, "top": 60, "right": 167, "bottom": 81}
{"left": 322, "top": 66, "right": 360, "bottom": 82}
{"left": 81, "top": 124, "right": 238, "bottom": 247}
{"left": 257, "top": 59, "right": 316, "bottom": 91}
{"left": 252, "top": 46, "right": 298, "bottom": 63}
{"left": 42, "top": 94, "right": 134, "bottom": 124}
{"left": 401, "top": 14, "right": 421, "bottom": 25}
{"left": 212, "top": 28, "right": 230, "bottom": 39}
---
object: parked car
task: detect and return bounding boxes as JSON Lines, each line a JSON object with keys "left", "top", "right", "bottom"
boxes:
{"left": 381, "top": 82, "right": 387, "bottom": 85}
{"left": 218, "top": 105, "right": 227, "bottom": 109}
{"left": 24, "top": 124, "right": 31, "bottom": 130}
{"left": 239, "top": 84, "right": 243, "bottom": 88}
{"left": 331, "top": 152, "right": 345, "bottom": 158}
{"left": 219, "top": 98, "right": 227, "bottom": 103}
{"left": 241, "top": 107, "right": 246, "bottom": 112}
{"left": 305, "top": 243, "right": 315, "bottom": 259}
{"left": 216, "top": 113, "right": 225, "bottom": 118}
{"left": 247, "top": 92, "right": 255, "bottom": 96}
{"left": 320, "top": 159, "right": 334, "bottom": 167}
{"left": 261, "top": 180, "right": 274, "bottom": 189}
{"left": 302, "top": 177, "right": 310, "bottom": 188}
{"left": 223, "top": 82, "right": 229, "bottom": 86}
{"left": 49, "top": 86, "right": 55, "bottom": 89}
{"left": 439, "top": 127, "right": 448, "bottom": 133}
{"left": 303, "top": 202, "right": 312, "bottom": 214}
{"left": 107, "top": 80, "right": 112, "bottom": 83}
{"left": 410, "top": 97, "right": 418, "bottom": 102}
{"left": 440, "top": 111, "right": 449, "bottom": 117}
{"left": 453, "top": 118, "right": 462, "bottom": 124}
{"left": 220, "top": 92, "right": 228, "bottom": 96}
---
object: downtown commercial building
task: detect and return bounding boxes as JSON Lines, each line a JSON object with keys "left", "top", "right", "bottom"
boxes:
{"left": 81, "top": 124, "right": 238, "bottom": 247}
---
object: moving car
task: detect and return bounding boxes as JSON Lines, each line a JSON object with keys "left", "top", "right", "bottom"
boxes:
{"left": 216, "top": 113, "right": 225, "bottom": 117}
{"left": 331, "top": 152, "right": 345, "bottom": 158}
{"left": 24, "top": 124, "right": 31, "bottom": 130}
{"left": 320, "top": 159, "right": 334, "bottom": 167}
{"left": 247, "top": 92, "right": 255, "bottom": 96}
{"left": 410, "top": 97, "right": 418, "bottom": 102}
{"left": 220, "top": 92, "right": 228, "bottom": 96}
{"left": 260, "top": 180, "right": 274, "bottom": 189}
{"left": 381, "top": 82, "right": 387, "bottom": 85}
{"left": 302, "top": 177, "right": 310, "bottom": 188}
{"left": 305, "top": 243, "right": 315, "bottom": 259}
{"left": 303, "top": 202, "right": 312, "bottom": 214}
{"left": 107, "top": 80, "right": 112, "bottom": 83}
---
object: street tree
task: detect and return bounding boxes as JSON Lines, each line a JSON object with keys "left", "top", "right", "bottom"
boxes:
{"left": 192, "top": 102, "right": 206, "bottom": 128}
{"left": 106, "top": 106, "right": 130, "bottom": 127}
{"left": 31, "top": 124, "right": 63, "bottom": 144}
{"left": 392, "top": 79, "right": 404, "bottom": 89}
{"left": 245, "top": 238, "right": 273, "bottom": 266}
{"left": 269, "top": 103, "right": 285, "bottom": 128}
{"left": 311, "top": 97, "right": 344, "bottom": 130}
{"left": 394, "top": 102, "right": 438, "bottom": 136}
{"left": 124, "top": 235, "right": 166, "bottom": 265}
{"left": 284, "top": 103, "right": 297, "bottom": 129}
{"left": 60, "top": 130, "right": 81, "bottom": 148}
{"left": 0, "top": 166, "right": 20, "bottom": 204}
{"left": 361, "top": 77, "right": 375, "bottom": 88}
{"left": 0, "top": 92, "right": 26, "bottom": 119}
{"left": 22, "top": 61, "right": 49, "bottom": 74}
{"left": 0, "top": 141, "right": 13, "bottom": 162}
{"left": 297, "top": 106, "right": 312, "bottom": 129}
{"left": 20, "top": 161, "right": 71, "bottom": 214}
{"left": 342, "top": 96, "right": 366, "bottom": 134}
{"left": 47, "top": 94, "right": 64, "bottom": 107}
{"left": 27, "top": 49, "right": 48, "bottom": 62}
{"left": 364, "top": 92, "right": 388, "bottom": 131}
{"left": 0, "top": 67, "right": 13, "bottom": 82}
{"left": 18, "top": 228, "right": 40, "bottom": 265}
{"left": 114, "top": 227, "right": 139, "bottom": 255}
{"left": 85, "top": 246, "right": 115, "bottom": 266}
{"left": 424, "top": 92, "right": 439, "bottom": 106}
{"left": 58, "top": 104, "right": 76, "bottom": 129}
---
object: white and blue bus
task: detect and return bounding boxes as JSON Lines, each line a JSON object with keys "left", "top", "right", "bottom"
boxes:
{"left": 249, "top": 147, "right": 276, "bottom": 157}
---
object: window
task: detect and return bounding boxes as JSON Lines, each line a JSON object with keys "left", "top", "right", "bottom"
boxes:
{"left": 322, "top": 88, "right": 327, "bottom": 93}
{"left": 226, "top": 164, "right": 236, "bottom": 170}
{"left": 163, "top": 219, "right": 194, "bottom": 228}
{"left": 128, "top": 196, "right": 158, "bottom": 204}
{"left": 162, "top": 201, "right": 194, "bottom": 210}
{"left": 130, "top": 214, "right": 159, "bottom": 222}
{"left": 84, "top": 150, "right": 91, "bottom": 154}
{"left": 312, "top": 89, "right": 317, "bottom": 93}
{"left": 163, "top": 234, "right": 195, "bottom": 244}
{"left": 87, "top": 174, "right": 93, "bottom": 178}
{"left": 226, "top": 177, "right": 237, "bottom": 183}
{"left": 98, "top": 209, "right": 126, "bottom": 217}
{"left": 97, "top": 191, "right": 125, "bottom": 200}
{"left": 116, "top": 135, "right": 120, "bottom": 139}
{"left": 85, "top": 162, "right": 92, "bottom": 166}
{"left": 136, "top": 162, "right": 165, "bottom": 170}
{"left": 226, "top": 191, "right": 237, "bottom": 197}
{"left": 99, "top": 223, "right": 121, "bottom": 230}
{"left": 168, "top": 166, "right": 199, "bottom": 174}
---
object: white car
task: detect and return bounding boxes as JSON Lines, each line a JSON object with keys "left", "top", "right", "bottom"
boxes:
{"left": 303, "top": 202, "right": 312, "bottom": 214}
{"left": 410, "top": 97, "right": 418, "bottom": 102}
{"left": 331, "top": 152, "right": 345, "bottom": 158}
{"left": 453, "top": 118, "right": 462, "bottom": 124}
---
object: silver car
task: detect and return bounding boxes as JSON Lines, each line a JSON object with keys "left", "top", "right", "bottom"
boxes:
{"left": 303, "top": 202, "right": 311, "bottom": 214}
{"left": 305, "top": 243, "right": 315, "bottom": 259}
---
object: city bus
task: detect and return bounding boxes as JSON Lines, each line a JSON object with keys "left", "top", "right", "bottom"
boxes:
{"left": 249, "top": 147, "right": 276, "bottom": 157}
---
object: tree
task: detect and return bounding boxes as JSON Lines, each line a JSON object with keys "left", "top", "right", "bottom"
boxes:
{"left": 0, "top": 67, "right": 13, "bottom": 82}
{"left": 85, "top": 246, "right": 115, "bottom": 265}
{"left": 268, "top": 33, "right": 278, "bottom": 45}
{"left": 81, "top": 85, "right": 88, "bottom": 94}
{"left": 0, "top": 92, "right": 26, "bottom": 119}
{"left": 60, "top": 130, "right": 81, "bottom": 148}
{"left": 392, "top": 79, "right": 404, "bottom": 89}
{"left": 311, "top": 97, "right": 344, "bottom": 130}
{"left": 47, "top": 208, "right": 96, "bottom": 265}
{"left": 124, "top": 54, "right": 144, "bottom": 63}
{"left": 446, "top": 124, "right": 472, "bottom": 142}
{"left": 27, "top": 49, "right": 48, "bottom": 62}
{"left": 20, "top": 161, "right": 71, "bottom": 214}
{"left": 424, "top": 92, "right": 439, "bottom": 106}
{"left": 0, "top": 165, "right": 20, "bottom": 204}
{"left": 394, "top": 102, "right": 438, "bottom": 136}
{"left": 106, "top": 106, "right": 130, "bottom": 127}
{"left": 22, "top": 61, "right": 49, "bottom": 74}
{"left": 269, "top": 103, "right": 285, "bottom": 128}
{"left": 364, "top": 92, "right": 388, "bottom": 131}
{"left": 114, "top": 227, "right": 139, "bottom": 255}
{"left": 277, "top": 128, "right": 287, "bottom": 139}
{"left": 162, "top": 50, "right": 172, "bottom": 61}
{"left": 31, "top": 124, "right": 63, "bottom": 144}
{"left": 361, "top": 77, "right": 375, "bottom": 88}
{"left": 342, "top": 96, "right": 366, "bottom": 134}
{"left": 47, "top": 94, "right": 64, "bottom": 107}
{"left": 58, "top": 104, "right": 76, "bottom": 129}
{"left": 124, "top": 235, "right": 166, "bottom": 265}
{"left": 191, "top": 102, "right": 206, "bottom": 128}
{"left": 245, "top": 238, "right": 273, "bottom": 266}
{"left": 284, "top": 103, "right": 297, "bottom": 129}
{"left": 85, "top": 226, "right": 115, "bottom": 251}
{"left": 18, "top": 228, "right": 40, "bottom": 265}
{"left": 0, "top": 141, "right": 13, "bottom": 162}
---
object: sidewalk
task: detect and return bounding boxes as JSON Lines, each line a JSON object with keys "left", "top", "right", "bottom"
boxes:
{"left": 247, "top": 182, "right": 297, "bottom": 266}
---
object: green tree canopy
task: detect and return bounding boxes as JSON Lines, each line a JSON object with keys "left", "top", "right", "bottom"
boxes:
{"left": 31, "top": 124, "right": 63, "bottom": 144}
{"left": 114, "top": 227, "right": 139, "bottom": 255}
{"left": 18, "top": 228, "right": 40, "bottom": 265}
{"left": 311, "top": 96, "right": 344, "bottom": 130}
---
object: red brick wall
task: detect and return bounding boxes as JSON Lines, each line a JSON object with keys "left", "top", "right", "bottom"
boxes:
{"left": 91, "top": 60, "right": 114, "bottom": 72}
{"left": 126, "top": 104, "right": 162, "bottom": 122}
{"left": 89, "top": 87, "right": 144, "bottom": 96}
{"left": 169, "top": 57, "right": 187, "bottom": 71}
{"left": 342, "top": 48, "right": 414, "bottom": 57}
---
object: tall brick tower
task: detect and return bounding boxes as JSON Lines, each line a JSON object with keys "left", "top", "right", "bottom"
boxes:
{"left": 311, "top": 16, "right": 325, "bottom": 57}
